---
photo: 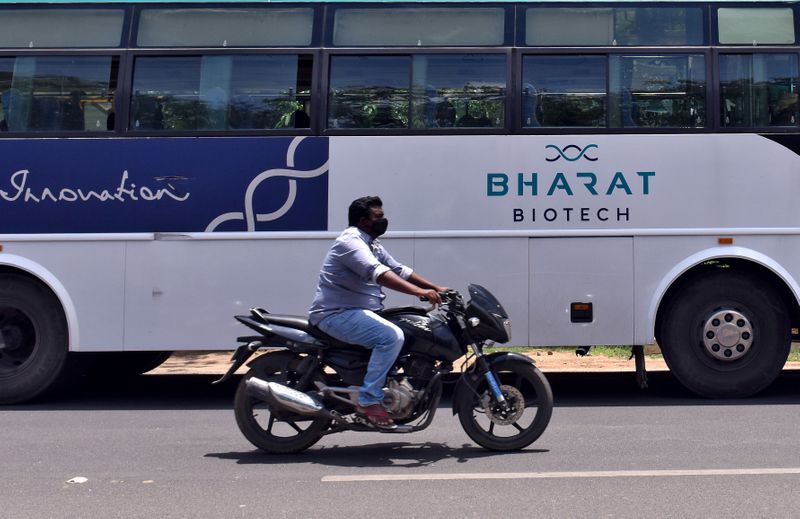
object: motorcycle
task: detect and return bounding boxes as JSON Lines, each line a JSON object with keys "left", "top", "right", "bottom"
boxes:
{"left": 215, "top": 284, "right": 553, "bottom": 453}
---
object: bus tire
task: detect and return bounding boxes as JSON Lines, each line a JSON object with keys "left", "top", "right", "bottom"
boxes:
{"left": 659, "top": 270, "right": 791, "bottom": 398}
{"left": 0, "top": 274, "right": 69, "bottom": 404}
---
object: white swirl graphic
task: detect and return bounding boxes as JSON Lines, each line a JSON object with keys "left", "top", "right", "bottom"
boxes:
{"left": 206, "top": 136, "right": 329, "bottom": 232}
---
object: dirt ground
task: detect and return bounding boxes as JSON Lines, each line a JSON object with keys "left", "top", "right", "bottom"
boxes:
{"left": 150, "top": 347, "right": 800, "bottom": 376}
{"left": 149, "top": 348, "right": 671, "bottom": 375}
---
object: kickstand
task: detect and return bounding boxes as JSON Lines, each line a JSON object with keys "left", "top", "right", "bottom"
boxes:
{"left": 630, "top": 345, "right": 648, "bottom": 389}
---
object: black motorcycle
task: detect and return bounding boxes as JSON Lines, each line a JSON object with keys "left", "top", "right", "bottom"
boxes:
{"left": 215, "top": 284, "right": 553, "bottom": 453}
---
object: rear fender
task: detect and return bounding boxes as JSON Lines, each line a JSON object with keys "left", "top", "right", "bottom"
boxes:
{"left": 236, "top": 315, "right": 324, "bottom": 350}
{"left": 451, "top": 352, "right": 535, "bottom": 415}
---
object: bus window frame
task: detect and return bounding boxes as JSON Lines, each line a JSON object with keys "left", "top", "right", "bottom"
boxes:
{"left": 324, "top": 2, "right": 515, "bottom": 48}
{"left": 515, "top": 2, "right": 711, "bottom": 48}
{"left": 0, "top": 4, "right": 132, "bottom": 50}
{"left": 514, "top": 47, "right": 714, "bottom": 135}
{"left": 321, "top": 47, "right": 513, "bottom": 136}
{"left": 713, "top": 47, "right": 800, "bottom": 133}
{"left": 130, "top": 3, "right": 324, "bottom": 49}
{"left": 711, "top": 2, "right": 798, "bottom": 47}
{"left": 123, "top": 47, "right": 320, "bottom": 137}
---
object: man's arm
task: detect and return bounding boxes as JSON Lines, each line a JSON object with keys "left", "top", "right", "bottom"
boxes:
{"left": 407, "top": 271, "right": 448, "bottom": 294}
{"left": 377, "top": 271, "right": 443, "bottom": 305}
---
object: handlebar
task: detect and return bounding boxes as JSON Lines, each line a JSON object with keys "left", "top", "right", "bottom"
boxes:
{"left": 419, "top": 289, "right": 464, "bottom": 312}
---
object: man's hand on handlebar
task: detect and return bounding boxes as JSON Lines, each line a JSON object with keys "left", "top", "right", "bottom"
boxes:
{"left": 418, "top": 289, "right": 443, "bottom": 306}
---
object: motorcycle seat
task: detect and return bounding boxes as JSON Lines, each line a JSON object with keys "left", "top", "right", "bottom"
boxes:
{"left": 258, "top": 314, "right": 311, "bottom": 331}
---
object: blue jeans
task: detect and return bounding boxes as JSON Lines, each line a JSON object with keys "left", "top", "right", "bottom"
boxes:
{"left": 317, "top": 309, "right": 404, "bottom": 406}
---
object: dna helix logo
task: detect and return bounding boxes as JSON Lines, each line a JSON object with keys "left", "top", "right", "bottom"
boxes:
{"left": 545, "top": 144, "right": 599, "bottom": 162}
{"left": 206, "top": 136, "right": 329, "bottom": 232}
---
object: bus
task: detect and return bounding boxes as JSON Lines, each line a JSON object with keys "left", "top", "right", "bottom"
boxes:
{"left": 0, "top": 0, "right": 798, "bottom": 403}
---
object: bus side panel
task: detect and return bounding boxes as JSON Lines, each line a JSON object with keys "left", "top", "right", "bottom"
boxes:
{"left": 529, "top": 237, "right": 634, "bottom": 346}
{"left": 2, "top": 241, "right": 125, "bottom": 352}
{"left": 410, "top": 237, "right": 530, "bottom": 346}
{"left": 122, "top": 237, "right": 414, "bottom": 350}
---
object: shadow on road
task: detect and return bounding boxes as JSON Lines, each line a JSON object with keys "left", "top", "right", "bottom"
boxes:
{"left": 5, "top": 369, "right": 800, "bottom": 411}
{"left": 206, "top": 441, "right": 548, "bottom": 469}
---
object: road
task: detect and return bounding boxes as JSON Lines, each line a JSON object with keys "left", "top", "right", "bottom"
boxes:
{"left": 4, "top": 370, "right": 800, "bottom": 518}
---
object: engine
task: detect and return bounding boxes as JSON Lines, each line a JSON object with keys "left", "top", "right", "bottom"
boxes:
{"left": 382, "top": 378, "right": 420, "bottom": 420}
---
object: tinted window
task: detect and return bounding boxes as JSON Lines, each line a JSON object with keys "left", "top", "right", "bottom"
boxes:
{"left": 131, "top": 55, "right": 312, "bottom": 131}
{"left": 138, "top": 8, "right": 314, "bottom": 47}
{"left": 333, "top": 8, "right": 505, "bottom": 46}
{"left": 718, "top": 8, "right": 795, "bottom": 45}
{"left": 526, "top": 7, "right": 705, "bottom": 46}
{"left": 0, "top": 9, "right": 124, "bottom": 48}
{"left": 411, "top": 55, "right": 505, "bottom": 128}
{"left": 610, "top": 55, "right": 706, "bottom": 128}
{"left": 0, "top": 56, "right": 118, "bottom": 132}
{"left": 328, "top": 56, "right": 410, "bottom": 129}
{"left": 720, "top": 54, "right": 799, "bottom": 128}
{"left": 328, "top": 54, "right": 506, "bottom": 130}
{"left": 522, "top": 56, "right": 606, "bottom": 127}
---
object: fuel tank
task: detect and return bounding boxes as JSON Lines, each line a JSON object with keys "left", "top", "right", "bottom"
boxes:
{"left": 384, "top": 310, "right": 463, "bottom": 362}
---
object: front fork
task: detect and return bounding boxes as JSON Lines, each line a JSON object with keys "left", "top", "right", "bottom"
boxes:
{"left": 471, "top": 344, "right": 507, "bottom": 407}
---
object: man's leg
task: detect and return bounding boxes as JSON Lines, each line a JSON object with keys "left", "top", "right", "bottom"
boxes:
{"left": 317, "top": 309, "right": 404, "bottom": 406}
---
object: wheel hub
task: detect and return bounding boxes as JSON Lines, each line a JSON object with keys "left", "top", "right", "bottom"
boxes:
{"left": 702, "top": 309, "right": 753, "bottom": 362}
{"left": 481, "top": 385, "right": 525, "bottom": 425}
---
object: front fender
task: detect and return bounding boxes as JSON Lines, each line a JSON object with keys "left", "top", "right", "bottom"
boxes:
{"left": 451, "top": 352, "right": 535, "bottom": 414}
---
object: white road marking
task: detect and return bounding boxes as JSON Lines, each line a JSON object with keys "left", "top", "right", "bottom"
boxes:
{"left": 322, "top": 468, "right": 800, "bottom": 483}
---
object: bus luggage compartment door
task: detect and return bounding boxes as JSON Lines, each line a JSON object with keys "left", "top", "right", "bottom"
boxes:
{"left": 529, "top": 237, "right": 633, "bottom": 347}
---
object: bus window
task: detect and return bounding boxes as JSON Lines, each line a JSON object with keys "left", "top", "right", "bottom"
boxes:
{"left": 521, "top": 55, "right": 606, "bottom": 128}
{"left": 328, "top": 56, "right": 410, "bottom": 129}
{"left": 328, "top": 54, "right": 506, "bottom": 130}
{"left": 332, "top": 7, "right": 505, "bottom": 47}
{"left": 609, "top": 55, "right": 706, "bottom": 128}
{"left": 410, "top": 54, "right": 505, "bottom": 129}
{"left": 0, "top": 56, "right": 118, "bottom": 132}
{"left": 525, "top": 6, "right": 706, "bottom": 46}
{"left": 718, "top": 8, "right": 795, "bottom": 45}
{"left": 130, "top": 55, "right": 313, "bottom": 131}
{"left": 720, "top": 54, "right": 799, "bottom": 128}
{"left": 0, "top": 9, "right": 124, "bottom": 48}
{"left": 137, "top": 8, "right": 314, "bottom": 47}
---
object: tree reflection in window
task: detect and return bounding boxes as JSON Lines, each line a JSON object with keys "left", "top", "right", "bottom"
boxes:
{"left": 130, "top": 55, "right": 312, "bottom": 131}
{"left": 328, "top": 54, "right": 505, "bottom": 130}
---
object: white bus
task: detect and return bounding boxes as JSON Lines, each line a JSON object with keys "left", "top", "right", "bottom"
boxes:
{"left": 0, "top": 0, "right": 798, "bottom": 403}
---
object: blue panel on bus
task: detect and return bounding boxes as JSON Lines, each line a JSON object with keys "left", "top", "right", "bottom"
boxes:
{"left": 0, "top": 136, "right": 328, "bottom": 234}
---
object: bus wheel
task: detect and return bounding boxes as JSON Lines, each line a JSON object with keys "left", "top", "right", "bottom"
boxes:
{"left": 659, "top": 271, "right": 791, "bottom": 398}
{"left": 0, "top": 274, "right": 69, "bottom": 404}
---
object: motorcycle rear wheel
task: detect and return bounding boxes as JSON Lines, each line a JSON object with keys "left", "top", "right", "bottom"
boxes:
{"left": 456, "top": 360, "right": 553, "bottom": 451}
{"left": 234, "top": 351, "right": 330, "bottom": 454}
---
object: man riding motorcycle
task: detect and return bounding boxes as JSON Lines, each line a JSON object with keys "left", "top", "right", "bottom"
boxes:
{"left": 308, "top": 196, "right": 447, "bottom": 428}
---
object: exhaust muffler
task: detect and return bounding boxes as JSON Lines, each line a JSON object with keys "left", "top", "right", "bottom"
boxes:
{"left": 245, "top": 377, "right": 325, "bottom": 416}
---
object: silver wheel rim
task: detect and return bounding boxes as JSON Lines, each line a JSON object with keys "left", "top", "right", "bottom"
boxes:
{"left": 702, "top": 309, "right": 753, "bottom": 362}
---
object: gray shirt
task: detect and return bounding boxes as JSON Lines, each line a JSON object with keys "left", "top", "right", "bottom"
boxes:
{"left": 309, "top": 227, "right": 412, "bottom": 325}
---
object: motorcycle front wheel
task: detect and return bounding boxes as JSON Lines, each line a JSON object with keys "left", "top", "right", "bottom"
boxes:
{"left": 234, "top": 351, "right": 330, "bottom": 454}
{"left": 456, "top": 360, "right": 553, "bottom": 451}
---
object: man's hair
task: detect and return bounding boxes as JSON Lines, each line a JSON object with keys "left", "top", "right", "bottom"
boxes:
{"left": 348, "top": 196, "right": 383, "bottom": 226}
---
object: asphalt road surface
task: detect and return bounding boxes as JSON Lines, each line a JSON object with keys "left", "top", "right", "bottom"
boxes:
{"left": 5, "top": 371, "right": 800, "bottom": 518}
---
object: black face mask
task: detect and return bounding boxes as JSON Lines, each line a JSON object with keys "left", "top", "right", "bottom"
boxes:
{"left": 370, "top": 217, "right": 388, "bottom": 237}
